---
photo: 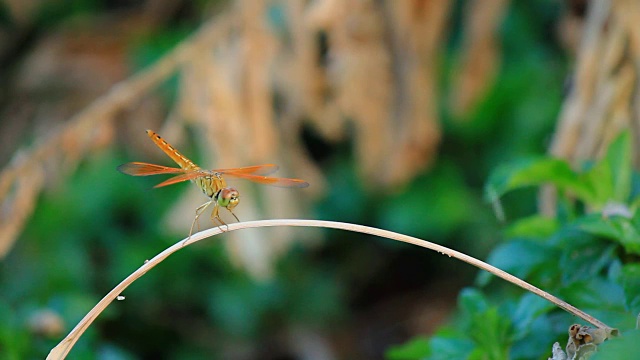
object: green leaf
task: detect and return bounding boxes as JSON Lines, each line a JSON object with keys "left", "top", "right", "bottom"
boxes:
{"left": 558, "top": 279, "right": 625, "bottom": 312}
{"left": 484, "top": 133, "right": 634, "bottom": 210}
{"left": 387, "top": 329, "right": 476, "bottom": 360}
{"left": 386, "top": 337, "right": 431, "bottom": 360}
{"left": 503, "top": 215, "right": 560, "bottom": 239}
{"left": 485, "top": 157, "right": 594, "bottom": 204}
{"left": 619, "top": 264, "right": 640, "bottom": 314}
{"left": 592, "top": 330, "right": 640, "bottom": 360}
{"left": 509, "top": 311, "right": 558, "bottom": 359}
{"left": 583, "top": 161, "right": 615, "bottom": 209}
{"left": 0, "top": 300, "right": 29, "bottom": 358}
{"left": 573, "top": 214, "right": 640, "bottom": 255}
{"left": 511, "top": 293, "right": 556, "bottom": 340}
{"left": 469, "top": 307, "right": 512, "bottom": 360}
{"left": 427, "top": 329, "right": 476, "bottom": 360}
{"left": 459, "top": 288, "right": 490, "bottom": 316}
{"left": 456, "top": 291, "right": 512, "bottom": 360}
{"left": 583, "top": 132, "right": 632, "bottom": 206}
{"left": 557, "top": 279, "right": 634, "bottom": 329}
{"left": 477, "top": 240, "right": 555, "bottom": 286}
{"left": 556, "top": 233, "right": 618, "bottom": 284}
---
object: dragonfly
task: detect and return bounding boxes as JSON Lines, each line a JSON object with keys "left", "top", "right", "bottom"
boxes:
{"left": 117, "top": 130, "right": 309, "bottom": 236}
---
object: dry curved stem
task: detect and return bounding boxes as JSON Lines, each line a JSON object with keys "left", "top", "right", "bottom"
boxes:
{"left": 47, "top": 219, "right": 614, "bottom": 359}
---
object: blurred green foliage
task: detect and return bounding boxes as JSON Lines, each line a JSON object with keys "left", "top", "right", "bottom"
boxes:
{"left": 388, "top": 133, "right": 640, "bottom": 359}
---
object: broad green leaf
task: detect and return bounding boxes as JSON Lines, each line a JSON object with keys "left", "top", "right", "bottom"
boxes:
{"left": 583, "top": 132, "right": 632, "bottom": 207}
{"left": 459, "top": 288, "right": 490, "bottom": 316}
{"left": 485, "top": 157, "right": 594, "bottom": 204}
{"left": 426, "top": 329, "right": 475, "bottom": 360}
{"left": 619, "top": 264, "right": 640, "bottom": 314}
{"left": 503, "top": 215, "right": 560, "bottom": 239}
{"left": 573, "top": 214, "right": 640, "bottom": 255}
{"left": 556, "top": 232, "right": 618, "bottom": 283}
{"left": 485, "top": 133, "right": 634, "bottom": 210}
{"left": 509, "top": 313, "right": 558, "bottom": 359}
{"left": 510, "top": 293, "right": 556, "bottom": 340}
{"left": 386, "top": 337, "right": 431, "bottom": 360}
{"left": 607, "top": 132, "right": 633, "bottom": 202}
{"left": 557, "top": 279, "right": 625, "bottom": 312}
{"left": 389, "top": 328, "right": 476, "bottom": 360}
{"left": 0, "top": 300, "right": 29, "bottom": 358}
{"left": 583, "top": 160, "right": 614, "bottom": 209}
{"left": 477, "top": 240, "right": 555, "bottom": 286}
{"left": 591, "top": 330, "right": 640, "bottom": 360}
{"left": 469, "top": 307, "right": 511, "bottom": 360}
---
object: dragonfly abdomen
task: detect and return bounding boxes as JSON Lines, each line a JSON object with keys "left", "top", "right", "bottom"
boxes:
{"left": 146, "top": 130, "right": 198, "bottom": 170}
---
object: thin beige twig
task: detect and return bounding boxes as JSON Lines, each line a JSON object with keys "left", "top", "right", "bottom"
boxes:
{"left": 47, "top": 219, "right": 614, "bottom": 359}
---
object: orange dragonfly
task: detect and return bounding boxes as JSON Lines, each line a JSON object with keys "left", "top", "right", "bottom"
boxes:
{"left": 117, "top": 130, "right": 309, "bottom": 236}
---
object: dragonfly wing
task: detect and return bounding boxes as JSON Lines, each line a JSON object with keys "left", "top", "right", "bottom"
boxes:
{"left": 221, "top": 171, "right": 309, "bottom": 188}
{"left": 154, "top": 170, "right": 211, "bottom": 188}
{"left": 215, "top": 164, "right": 279, "bottom": 176}
{"left": 117, "top": 162, "right": 185, "bottom": 176}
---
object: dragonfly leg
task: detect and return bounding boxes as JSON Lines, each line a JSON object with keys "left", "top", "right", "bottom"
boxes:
{"left": 211, "top": 204, "right": 229, "bottom": 232}
{"left": 189, "top": 200, "right": 213, "bottom": 238}
{"left": 227, "top": 208, "right": 240, "bottom": 223}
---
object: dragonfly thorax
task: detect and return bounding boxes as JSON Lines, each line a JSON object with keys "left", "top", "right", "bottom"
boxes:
{"left": 195, "top": 173, "right": 227, "bottom": 198}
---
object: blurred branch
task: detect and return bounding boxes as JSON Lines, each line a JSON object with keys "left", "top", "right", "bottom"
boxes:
{"left": 542, "top": 0, "right": 640, "bottom": 215}
{"left": 450, "top": 0, "right": 508, "bottom": 117}
{"left": 48, "top": 219, "right": 614, "bottom": 359}
{"left": 0, "top": 17, "right": 233, "bottom": 258}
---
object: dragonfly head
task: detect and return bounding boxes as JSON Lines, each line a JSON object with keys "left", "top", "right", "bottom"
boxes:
{"left": 217, "top": 187, "right": 240, "bottom": 210}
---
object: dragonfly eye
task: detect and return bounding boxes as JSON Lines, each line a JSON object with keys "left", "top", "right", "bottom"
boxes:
{"left": 217, "top": 187, "right": 240, "bottom": 209}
